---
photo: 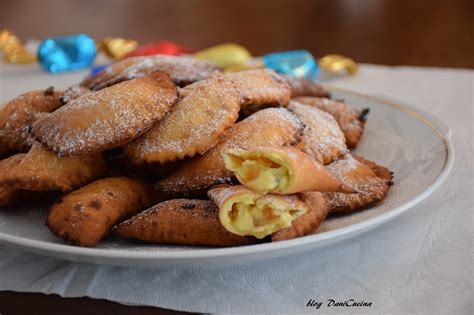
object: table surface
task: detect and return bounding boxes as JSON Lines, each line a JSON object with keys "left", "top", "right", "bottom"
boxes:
{"left": 0, "top": 0, "right": 472, "bottom": 314}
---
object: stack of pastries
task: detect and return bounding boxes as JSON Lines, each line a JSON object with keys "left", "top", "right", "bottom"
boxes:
{"left": 0, "top": 55, "right": 393, "bottom": 247}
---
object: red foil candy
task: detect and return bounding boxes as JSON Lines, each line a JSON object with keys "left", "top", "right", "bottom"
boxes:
{"left": 125, "top": 41, "right": 194, "bottom": 57}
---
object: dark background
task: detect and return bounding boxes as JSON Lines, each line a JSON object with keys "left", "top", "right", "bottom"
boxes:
{"left": 0, "top": 0, "right": 472, "bottom": 314}
{"left": 1, "top": 0, "right": 473, "bottom": 68}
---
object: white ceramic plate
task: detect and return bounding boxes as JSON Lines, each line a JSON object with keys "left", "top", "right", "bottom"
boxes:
{"left": 0, "top": 88, "right": 454, "bottom": 268}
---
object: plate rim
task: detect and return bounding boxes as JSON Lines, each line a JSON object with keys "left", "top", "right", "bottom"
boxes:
{"left": 0, "top": 88, "right": 455, "bottom": 262}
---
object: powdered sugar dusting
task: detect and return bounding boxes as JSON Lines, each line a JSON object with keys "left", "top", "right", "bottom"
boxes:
{"left": 293, "top": 96, "right": 365, "bottom": 148}
{"left": 31, "top": 76, "right": 178, "bottom": 155}
{"left": 121, "top": 199, "right": 218, "bottom": 230}
{"left": 228, "top": 69, "right": 291, "bottom": 106}
{"left": 180, "top": 69, "right": 291, "bottom": 107}
{"left": 61, "top": 84, "right": 91, "bottom": 104}
{"left": 156, "top": 107, "right": 304, "bottom": 194}
{"left": 283, "top": 75, "right": 330, "bottom": 98}
{"left": 324, "top": 154, "right": 392, "bottom": 211}
{"left": 125, "top": 72, "right": 240, "bottom": 163}
{"left": 288, "top": 101, "right": 348, "bottom": 164}
{"left": 0, "top": 89, "right": 62, "bottom": 153}
{"left": 84, "top": 55, "right": 221, "bottom": 89}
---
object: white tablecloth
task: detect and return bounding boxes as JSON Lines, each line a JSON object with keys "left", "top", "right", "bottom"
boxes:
{"left": 0, "top": 64, "right": 472, "bottom": 314}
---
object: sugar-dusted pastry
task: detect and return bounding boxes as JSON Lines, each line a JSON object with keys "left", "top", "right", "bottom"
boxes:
{"left": 32, "top": 72, "right": 178, "bottom": 156}
{"left": 115, "top": 199, "right": 257, "bottom": 247}
{"left": 156, "top": 108, "right": 304, "bottom": 196}
{"left": 324, "top": 155, "right": 393, "bottom": 213}
{"left": 293, "top": 97, "right": 369, "bottom": 148}
{"left": 46, "top": 177, "right": 155, "bottom": 246}
{"left": 180, "top": 69, "right": 291, "bottom": 107}
{"left": 0, "top": 87, "right": 63, "bottom": 156}
{"left": 0, "top": 154, "right": 25, "bottom": 206}
{"left": 288, "top": 101, "right": 348, "bottom": 164}
{"left": 208, "top": 185, "right": 308, "bottom": 239}
{"left": 0, "top": 142, "right": 106, "bottom": 192}
{"left": 125, "top": 72, "right": 240, "bottom": 164}
{"left": 223, "top": 147, "right": 350, "bottom": 194}
{"left": 271, "top": 191, "right": 329, "bottom": 241}
{"left": 283, "top": 75, "right": 330, "bottom": 98}
{"left": 0, "top": 154, "right": 24, "bottom": 204}
{"left": 60, "top": 84, "right": 91, "bottom": 104}
{"left": 81, "top": 55, "right": 221, "bottom": 89}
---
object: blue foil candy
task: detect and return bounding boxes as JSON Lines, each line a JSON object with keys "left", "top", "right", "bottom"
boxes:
{"left": 263, "top": 50, "right": 319, "bottom": 80}
{"left": 38, "top": 34, "right": 96, "bottom": 73}
{"left": 90, "top": 64, "right": 109, "bottom": 76}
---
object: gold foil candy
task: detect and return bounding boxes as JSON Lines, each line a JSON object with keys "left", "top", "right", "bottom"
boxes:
{"left": 224, "top": 57, "right": 264, "bottom": 73}
{"left": 318, "top": 54, "right": 358, "bottom": 75}
{"left": 194, "top": 43, "right": 251, "bottom": 69}
{"left": 0, "top": 30, "right": 17, "bottom": 50}
{"left": 98, "top": 37, "right": 139, "bottom": 59}
{"left": 0, "top": 29, "right": 37, "bottom": 64}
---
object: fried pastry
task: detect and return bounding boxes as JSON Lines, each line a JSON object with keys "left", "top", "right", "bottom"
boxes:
{"left": 208, "top": 185, "right": 307, "bottom": 239}
{"left": 46, "top": 177, "right": 155, "bottom": 246}
{"left": 124, "top": 72, "right": 240, "bottom": 164}
{"left": 156, "top": 108, "right": 304, "bottom": 196}
{"left": 0, "top": 87, "right": 63, "bottom": 156}
{"left": 60, "top": 84, "right": 91, "bottom": 104}
{"left": 0, "top": 154, "right": 24, "bottom": 205}
{"left": 283, "top": 75, "right": 330, "bottom": 98}
{"left": 324, "top": 155, "right": 393, "bottom": 213}
{"left": 180, "top": 69, "right": 291, "bottom": 108}
{"left": 293, "top": 97, "right": 369, "bottom": 148}
{"left": 81, "top": 55, "right": 221, "bottom": 89}
{"left": 271, "top": 191, "right": 329, "bottom": 241}
{"left": 288, "top": 101, "right": 348, "bottom": 164}
{"left": 0, "top": 142, "right": 106, "bottom": 192}
{"left": 32, "top": 72, "right": 178, "bottom": 156}
{"left": 0, "top": 155, "right": 25, "bottom": 206}
{"left": 223, "top": 147, "right": 350, "bottom": 194}
{"left": 115, "top": 199, "right": 257, "bottom": 247}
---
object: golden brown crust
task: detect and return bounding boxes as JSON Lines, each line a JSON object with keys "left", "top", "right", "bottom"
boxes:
{"left": 155, "top": 108, "right": 304, "bottom": 197}
{"left": 60, "top": 84, "right": 91, "bottom": 104}
{"left": 288, "top": 101, "right": 348, "bottom": 164}
{"left": 46, "top": 177, "right": 155, "bottom": 246}
{"left": 0, "top": 153, "right": 25, "bottom": 170}
{"left": 293, "top": 97, "right": 368, "bottom": 148}
{"left": 0, "top": 87, "right": 63, "bottom": 156}
{"left": 81, "top": 55, "right": 222, "bottom": 89}
{"left": 223, "top": 146, "right": 349, "bottom": 194}
{"left": 271, "top": 192, "right": 329, "bottom": 241}
{"left": 115, "top": 199, "right": 257, "bottom": 247}
{"left": 0, "top": 155, "right": 25, "bottom": 205}
{"left": 81, "top": 57, "right": 139, "bottom": 90}
{"left": 283, "top": 76, "right": 330, "bottom": 98}
{"left": 180, "top": 69, "right": 291, "bottom": 108}
{"left": 124, "top": 72, "right": 240, "bottom": 164}
{"left": 354, "top": 155, "right": 393, "bottom": 184}
{"left": 31, "top": 72, "right": 178, "bottom": 156}
{"left": 0, "top": 142, "right": 106, "bottom": 192}
{"left": 324, "top": 155, "right": 394, "bottom": 214}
